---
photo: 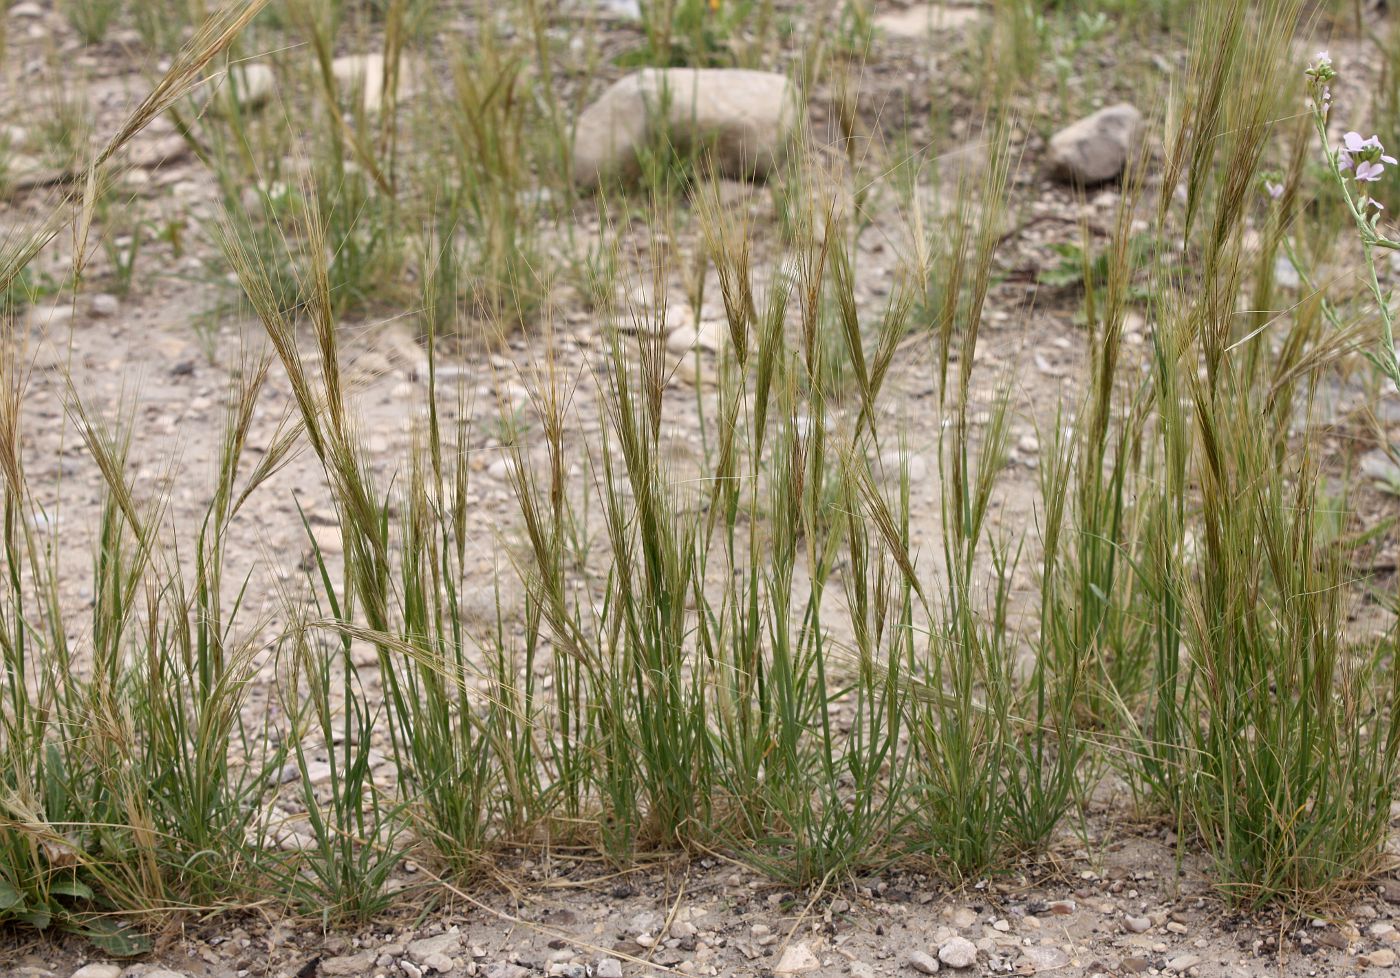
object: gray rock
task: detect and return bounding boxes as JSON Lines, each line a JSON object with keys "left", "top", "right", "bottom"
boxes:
{"left": 1123, "top": 915, "right": 1151, "bottom": 934}
{"left": 573, "top": 68, "right": 800, "bottom": 187}
{"left": 908, "top": 949, "right": 941, "bottom": 973}
{"left": 484, "top": 965, "right": 529, "bottom": 978}
{"left": 1021, "top": 947, "right": 1071, "bottom": 971}
{"left": 937, "top": 936, "right": 977, "bottom": 969}
{"left": 595, "top": 959, "right": 624, "bottom": 978}
{"left": 1165, "top": 954, "right": 1200, "bottom": 973}
{"left": 320, "top": 954, "right": 375, "bottom": 977}
{"left": 1047, "top": 103, "right": 1143, "bottom": 185}
{"left": 408, "top": 933, "right": 461, "bottom": 966}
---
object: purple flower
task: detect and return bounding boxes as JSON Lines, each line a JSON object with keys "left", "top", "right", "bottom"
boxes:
{"left": 1357, "top": 160, "right": 1386, "bottom": 182}
{"left": 1265, "top": 181, "right": 1284, "bottom": 200}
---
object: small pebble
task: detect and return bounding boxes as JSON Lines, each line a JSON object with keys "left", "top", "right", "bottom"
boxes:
{"left": 1124, "top": 915, "right": 1151, "bottom": 934}
{"left": 908, "top": 949, "right": 940, "bottom": 974}
{"left": 938, "top": 936, "right": 977, "bottom": 969}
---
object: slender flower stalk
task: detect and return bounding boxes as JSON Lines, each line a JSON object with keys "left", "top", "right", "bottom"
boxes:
{"left": 1308, "top": 53, "right": 1400, "bottom": 392}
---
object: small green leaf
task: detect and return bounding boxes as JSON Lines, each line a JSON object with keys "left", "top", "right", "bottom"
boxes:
{"left": 0, "top": 878, "right": 25, "bottom": 912}
{"left": 18, "top": 907, "right": 52, "bottom": 930}
{"left": 75, "top": 918, "right": 152, "bottom": 958}
{"left": 49, "top": 879, "right": 94, "bottom": 901}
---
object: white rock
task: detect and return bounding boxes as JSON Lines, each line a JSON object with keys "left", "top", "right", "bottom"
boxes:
{"left": 408, "top": 933, "right": 462, "bottom": 966}
{"left": 1363, "top": 948, "right": 1398, "bottom": 968}
{"left": 1123, "top": 915, "right": 1151, "bottom": 934}
{"left": 573, "top": 68, "right": 800, "bottom": 187}
{"left": 311, "top": 524, "right": 343, "bottom": 555}
{"left": 908, "top": 949, "right": 941, "bottom": 974}
{"left": 9, "top": 2, "right": 43, "bottom": 18}
{"left": 1273, "top": 252, "right": 1301, "bottom": 290}
{"left": 1165, "top": 954, "right": 1200, "bottom": 972}
{"left": 422, "top": 953, "right": 454, "bottom": 973}
{"left": 876, "top": 4, "right": 984, "bottom": 39}
{"left": 1047, "top": 103, "right": 1143, "bottom": 185}
{"left": 589, "top": 0, "right": 641, "bottom": 17}
{"left": 666, "top": 319, "right": 727, "bottom": 355}
{"left": 207, "top": 63, "right": 276, "bottom": 111}
{"left": 332, "top": 53, "right": 422, "bottom": 114}
{"left": 773, "top": 942, "right": 821, "bottom": 974}
{"left": 89, "top": 293, "right": 119, "bottom": 317}
{"left": 938, "top": 936, "right": 977, "bottom": 969}
{"left": 28, "top": 303, "right": 74, "bottom": 329}
{"left": 595, "top": 958, "right": 624, "bottom": 978}
{"left": 1021, "top": 946, "right": 1071, "bottom": 972}
{"left": 70, "top": 967, "right": 122, "bottom": 978}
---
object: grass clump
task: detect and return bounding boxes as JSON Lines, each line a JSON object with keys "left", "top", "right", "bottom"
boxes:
{"left": 1, "top": 0, "right": 1400, "bottom": 957}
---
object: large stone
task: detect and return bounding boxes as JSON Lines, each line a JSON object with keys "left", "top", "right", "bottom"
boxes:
{"left": 908, "top": 949, "right": 941, "bottom": 974}
{"left": 572, "top": 68, "right": 800, "bottom": 187}
{"left": 320, "top": 954, "right": 375, "bottom": 976}
{"left": 70, "top": 967, "right": 122, "bottom": 978}
{"left": 332, "top": 53, "right": 422, "bottom": 114}
{"left": 1047, "top": 103, "right": 1143, "bottom": 185}
{"left": 207, "top": 63, "right": 276, "bottom": 111}
{"left": 937, "top": 937, "right": 977, "bottom": 969}
{"left": 876, "top": 4, "right": 985, "bottom": 39}
{"left": 1020, "top": 947, "right": 1071, "bottom": 972}
{"left": 773, "top": 942, "right": 821, "bottom": 974}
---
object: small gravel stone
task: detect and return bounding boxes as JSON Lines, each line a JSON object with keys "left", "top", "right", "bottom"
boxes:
{"left": 938, "top": 937, "right": 977, "bottom": 969}
{"left": 89, "top": 294, "right": 119, "bottom": 317}
{"left": 1166, "top": 954, "right": 1200, "bottom": 972}
{"left": 1123, "top": 915, "right": 1151, "bottom": 934}
{"left": 595, "top": 958, "right": 624, "bottom": 978}
{"left": 907, "top": 949, "right": 940, "bottom": 974}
